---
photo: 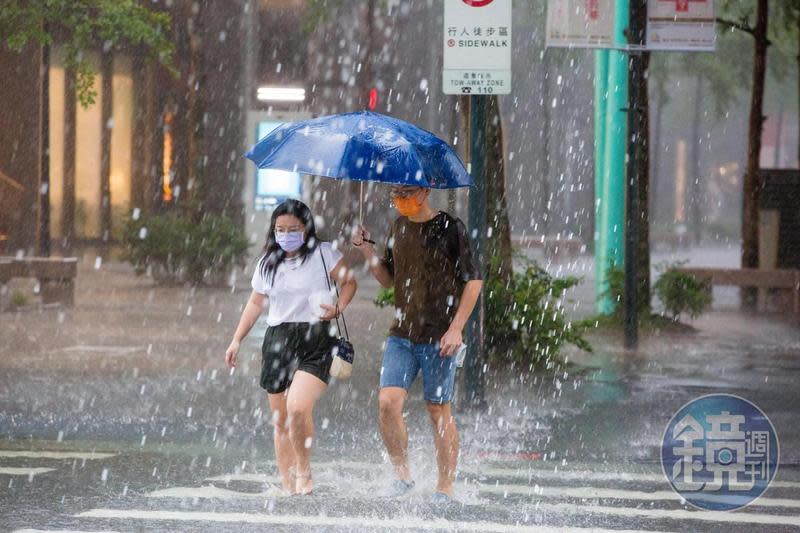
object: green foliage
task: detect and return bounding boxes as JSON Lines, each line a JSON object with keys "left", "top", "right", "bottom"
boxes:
{"left": 304, "top": 0, "right": 388, "bottom": 35}
{"left": 370, "top": 252, "right": 591, "bottom": 367}
{"left": 653, "top": 262, "right": 712, "bottom": 321}
{"left": 122, "top": 212, "right": 250, "bottom": 286}
{"left": 602, "top": 263, "right": 650, "bottom": 319}
{"left": 0, "top": 0, "right": 176, "bottom": 107}
{"left": 484, "top": 254, "right": 591, "bottom": 367}
{"left": 603, "top": 263, "right": 625, "bottom": 318}
{"left": 601, "top": 261, "right": 711, "bottom": 323}
{"left": 373, "top": 286, "right": 395, "bottom": 309}
{"left": 9, "top": 290, "right": 30, "bottom": 308}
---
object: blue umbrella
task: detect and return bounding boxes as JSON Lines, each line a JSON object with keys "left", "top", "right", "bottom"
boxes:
{"left": 245, "top": 111, "right": 472, "bottom": 189}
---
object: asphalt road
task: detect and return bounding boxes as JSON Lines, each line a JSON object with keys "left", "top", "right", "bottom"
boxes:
{"left": 1, "top": 261, "right": 799, "bottom": 532}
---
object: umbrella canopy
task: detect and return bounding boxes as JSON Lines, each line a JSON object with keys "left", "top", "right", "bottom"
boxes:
{"left": 245, "top": 111, "right": 472, "bottom": 189}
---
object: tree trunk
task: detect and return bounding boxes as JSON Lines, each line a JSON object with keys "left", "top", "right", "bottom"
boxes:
{"left": 39, "top": 40, "right": 51, "bottom": 257}
{"left": 651, "top": 75, "right": 664, "bottom": 233}
{"left": 741, "top": 0, "right": 769, "bottom": 308}
{"left": 637, "top": 49, "right": 651, "bottom": 312}
{"left": 100, "top": 52, "right": 113, "bottom": 247}
{"left": 62, "top": 68, "right": 76, "bottom": 252}
{"left": 540, "top": 53, "right": 552, "bottom": 236}
{"left": 688, "top": 75, "right": 703, "bottom": 246}
{"left": 485, "top": 95, "right": 513, "bottom": 285}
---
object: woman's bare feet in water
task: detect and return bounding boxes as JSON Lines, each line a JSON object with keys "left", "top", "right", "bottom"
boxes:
{"left": 295, "top": 470, "right": 313, "bottom": 495}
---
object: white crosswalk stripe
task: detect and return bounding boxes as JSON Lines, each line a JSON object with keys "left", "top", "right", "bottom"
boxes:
{"left": 536, "top": 502, "right": 800, "bottom": 528}
{"left": 0, "top": 451, "right": 116, "bottom": 460}
{"left": 76, "top": 508, "right": 672, "bottom": 533}
{"left": 91, "top": 459, "right": 800, "bottom": 531}
{"left": 0, "top": 467, "right": 57, "bottom": 477}
{"left": 6, "top": 449, "right": 799, "bottom": 531}
{"left": 0, "top": 449, "right": 118, "bottom": 483}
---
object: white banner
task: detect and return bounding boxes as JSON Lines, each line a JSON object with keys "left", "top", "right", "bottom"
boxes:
{"left": 546, "top": 0, "right": 615, "bottom": 49}
{"left": 646, "top": 0, "right": 715, "bottom": 51}
{"left": 443, "top": 0, "right": 512, "bottom": 95}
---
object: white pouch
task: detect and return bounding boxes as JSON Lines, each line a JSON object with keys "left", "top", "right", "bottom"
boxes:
{"left": 329, "top": 353, "right": 352, "bottom": 379}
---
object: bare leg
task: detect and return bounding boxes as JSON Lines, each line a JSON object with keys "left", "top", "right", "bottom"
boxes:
{"left": 286, "top": 370, "right": 327, "bottom": 495}
{"left": 426, "top": 402, "right": 459, "bottom": 496}
{"left": 378, "top": 387, "right": 412, "bottom": 481}
{"left": 267, "top": 392, "right": 296, "bottom": 494}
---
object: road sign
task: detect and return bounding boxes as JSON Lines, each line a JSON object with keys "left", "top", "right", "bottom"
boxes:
{"left": 443, "top": 0, "right": 512, "bottom": 95}
{"left": 646, "top": 0, "right": 715, "bottom": 51}
{"left": 546, "top": 0, "right": 615, "bottom": 49}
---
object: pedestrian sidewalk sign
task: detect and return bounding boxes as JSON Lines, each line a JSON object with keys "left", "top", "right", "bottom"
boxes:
{"left": 443, "top": 0, "right": 512, "bottom": 95}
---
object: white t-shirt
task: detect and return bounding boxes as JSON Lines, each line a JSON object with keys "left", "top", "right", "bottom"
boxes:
{"left": 251, "top": 242, "right": 343, "bottom": 326}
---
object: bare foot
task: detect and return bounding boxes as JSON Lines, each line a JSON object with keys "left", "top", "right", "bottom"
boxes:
{"left": 282, "top": 466, "right": 298, "bottom": 495}
{"left": 295, "top": 471, "right": 313, "bottom": 495}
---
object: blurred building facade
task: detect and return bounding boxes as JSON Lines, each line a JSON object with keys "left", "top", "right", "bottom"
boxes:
{"left": 3, "top": 0, "right": 795, "bottom": 259}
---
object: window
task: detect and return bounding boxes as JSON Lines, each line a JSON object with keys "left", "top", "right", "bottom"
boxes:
{"left": 255, "top": 121, "right": 302, "bottom": 210}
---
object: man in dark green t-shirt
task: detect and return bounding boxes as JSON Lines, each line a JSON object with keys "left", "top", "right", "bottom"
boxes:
{"left": 352, "top": 185, "right": 483, "bottom": 502}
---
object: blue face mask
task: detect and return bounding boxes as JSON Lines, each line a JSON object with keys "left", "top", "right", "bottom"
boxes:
{"left": 275, "top": 231, "right": 305, "bottom": 252}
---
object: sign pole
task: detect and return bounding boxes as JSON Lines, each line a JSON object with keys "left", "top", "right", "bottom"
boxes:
{"left": 465, "top": 94, "right": 487, "bottom": 408}
{"left": 443, "top": 0, "right": 511, "bottom": 409}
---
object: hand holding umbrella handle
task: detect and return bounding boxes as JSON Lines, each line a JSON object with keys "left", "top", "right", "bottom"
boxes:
{"left": 351, "top": 225, "right": 375, "bottom": 247}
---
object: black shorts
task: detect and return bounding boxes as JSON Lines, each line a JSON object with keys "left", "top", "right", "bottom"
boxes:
{"left": 260, "top": 321, "right": 336, "bottom": 394}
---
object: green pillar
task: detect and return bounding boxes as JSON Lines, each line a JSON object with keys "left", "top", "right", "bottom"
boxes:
{"left": 595, "top": 0, "right": 629, "bottom": 314}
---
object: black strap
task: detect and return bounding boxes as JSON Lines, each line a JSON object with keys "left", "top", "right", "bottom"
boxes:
{"left": 319, "top": 245, "right": 349, "bottom": 340}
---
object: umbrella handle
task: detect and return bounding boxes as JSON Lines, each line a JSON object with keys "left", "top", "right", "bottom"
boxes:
{"left": 359, "top": 182, "right": 364, "bottom": 223}
{"left": 356, "top": 181, "right": 374, "bottom": 244}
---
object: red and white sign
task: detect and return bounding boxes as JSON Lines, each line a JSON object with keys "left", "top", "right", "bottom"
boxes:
{"left": 647, "top": 0, "right": 715, "bottom": 51}
{"left": 443, "top": 0, "right": 511, "bottom": 95}
{"left": 546, "top": 0, "right": 615, "bottom": 49}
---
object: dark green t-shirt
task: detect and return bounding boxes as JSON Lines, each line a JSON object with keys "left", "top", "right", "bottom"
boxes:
{"left": 382, "top": 211, "right": 482, "bottom": 344}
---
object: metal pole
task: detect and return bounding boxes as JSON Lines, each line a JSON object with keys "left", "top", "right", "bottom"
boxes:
{"left": 465, "top": 94, "right": 487, "bottom": 408}
{"left": 624, "top": 0, "right": 647, "bottom": 349}
{"left": 598, "top": 0, "right": 629, "bottom": 315}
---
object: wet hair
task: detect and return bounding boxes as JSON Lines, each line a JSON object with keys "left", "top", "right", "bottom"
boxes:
{"left": 258, "top": 199, "right": 319, "bottom": 285}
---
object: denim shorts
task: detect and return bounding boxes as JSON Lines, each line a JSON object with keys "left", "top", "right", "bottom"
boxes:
{"left": 379, "top": 336, "right": 457, "bottom": 404}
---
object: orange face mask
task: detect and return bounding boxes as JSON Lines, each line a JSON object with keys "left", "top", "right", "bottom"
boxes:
{"left": 393, "top": 195, "right": 424, "bottom": 217}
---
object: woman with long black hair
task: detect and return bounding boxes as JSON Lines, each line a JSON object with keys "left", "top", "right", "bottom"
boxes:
{"left": 225, "top": 199, "right": 357, "bottom": 495}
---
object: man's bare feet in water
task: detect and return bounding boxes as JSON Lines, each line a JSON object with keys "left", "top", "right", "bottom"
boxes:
{"left": 295, "top": 470, "right": 313, "bottom": 495}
